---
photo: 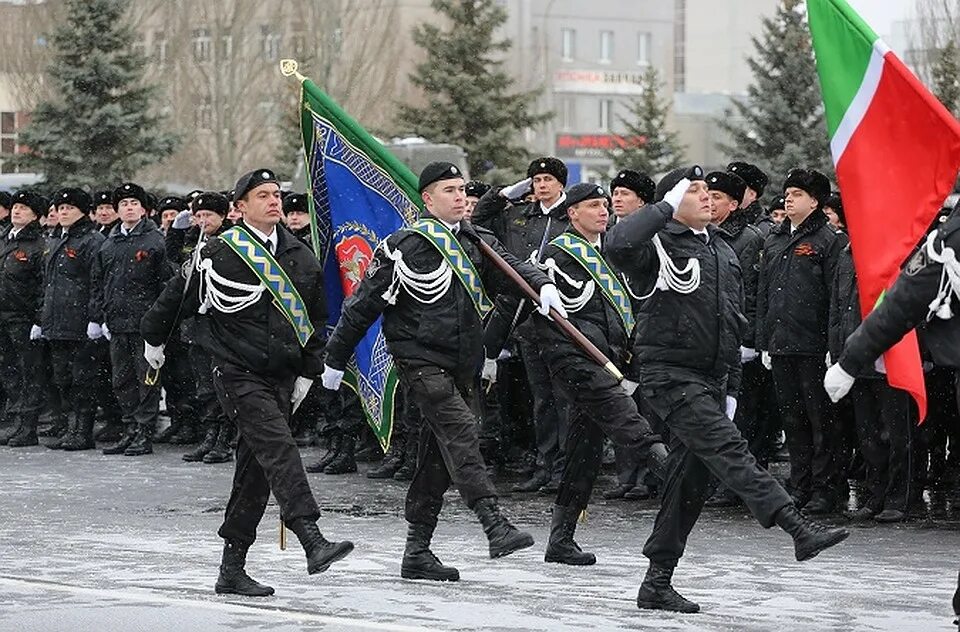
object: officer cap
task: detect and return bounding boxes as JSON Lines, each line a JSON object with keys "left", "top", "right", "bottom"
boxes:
{"left": 727, "top": 161, "right": 769, "bottom": 195}
{"left": 465, "top": 180, "right": 491, "bottom": 199}
{"left": 769, "top": 194, "right": 786, "bottom": 212}
{"left": 282, "top": 192, "right": 309, "bottom": 215}
{"left": 93, "top": 190, "right": 113, "bottom": 207}
{"left": 158, "top": 195, "right": 188, "bottom": 213}
{"left": 783, "top": 168, "right": 831, "bottom": 206}
{"left": 655, "top": 165, "right": 705, "bottom": 202}
{"left": 418, "top": 161, "right": 464, "bottom": 193}
{"left": 565, "top": 183, "right": 609, "bottom": 208}
{"left": 13, "top": 190, "right": 50, "bottom": 217}
{"left": 113, "top": 182, "right": 148, "bottom": 209}
{"left": 610, "top": 169, "right": 656, "bottom": 203}
{"left": 527, "top": 156, "right": 568, "bottom": 185}
{"left": 706, "top": 171, "right": 747, "bottom": 205}
{"left": 54, "top": 187, "right": 93, "bottom": 213}
{"left": 233, "top": 168, "right": 280, "bottom": 203}
{"left": 193, "top": 192, "right": 229, "bottom": 216}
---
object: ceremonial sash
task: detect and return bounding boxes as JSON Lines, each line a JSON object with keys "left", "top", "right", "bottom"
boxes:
{"left": 550, "top": 232, "right": 635, "bottom": 336}
{"left": 219, "top": 226, "right": 315, "bottom": 347}
{"left": 409, "top": 219, "right": 493, "bottom": 318}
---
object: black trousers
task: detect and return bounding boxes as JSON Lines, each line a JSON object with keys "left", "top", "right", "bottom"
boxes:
{"left": 640, "top": 366, "right": 792, "bottom": 566}
{"left": 398, "top": 364, "right": 497, "bottom": 529}
{"left": 851, "top": 379, "right": 917, "bottom": 512}
{"left": 92, "top": 339, "right": 122, "bottom": 424}
{"left": 159, "top": 336, "right": 198, "bottom": 427}
{"left": 109, "top": 332, "right": 161, "bottom": 431}
{"left": 520, "top": 339, "right": 570, "bottom": 480}
{"left": 0, "top": 321, "right": 45, "bottom": 423}
{"left": 48, "top": 339, "right": 99, "bottom": 417}
{"left": 551, "top": 360, "right": 660, "bottom": 510}
{"left": 771, "top": 355, "right": 838, "bottom": 501}
{"left": 735, "top": 358, "right": 780, "bottom": 466}
{"left": 189, "top": 344, "right": 225, "bottom": 427}
{"left": 213, "top": 363, "right": 320, "bottom": 546}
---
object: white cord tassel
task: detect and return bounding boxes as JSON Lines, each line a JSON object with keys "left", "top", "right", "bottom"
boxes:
{"left": 197, "top": 257, "right": 266, "bottom": 314}
{"left": 380, "top": 241, "right": 453, "bottom": 306}
{"left": 634, "top": 234, "right": 701, "bottom": 300}
{"left": 925, "top": 231, "right": 960, "bottom": 321}
{"left": 535, "top": 256, "right": 594, "bottom": 313}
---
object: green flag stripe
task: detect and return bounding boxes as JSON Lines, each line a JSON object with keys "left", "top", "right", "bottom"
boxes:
{"left": 829, "top": 40, "right": 888, "bottom": 163}
{"left": 807, "top": 0, "right": 880, "bottom": 138}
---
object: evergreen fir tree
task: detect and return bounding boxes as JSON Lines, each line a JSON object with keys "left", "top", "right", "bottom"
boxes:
{"left": 608, "top": 66, "right": 685, "bottom": 175}
{"left": 717, "top": 0, "right": 833, "bottom": 193}
{"left": 17, "top": 0, "right": 178, "bottom": 188}
{"left": 396, "top": 0, "right": 551, "bottom": 176}
{"left": 932, "top": 40, "right": 960, "bottom": 119}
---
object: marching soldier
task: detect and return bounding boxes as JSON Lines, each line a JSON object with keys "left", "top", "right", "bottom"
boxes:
{"left": 606, "top": 166, "right": 848, "bottom": 614}
{"left": 142, "top": 169, "right": 353, "bottom": 597}
{"left": 322, "top": 162, "right": 563, "bottom": 582}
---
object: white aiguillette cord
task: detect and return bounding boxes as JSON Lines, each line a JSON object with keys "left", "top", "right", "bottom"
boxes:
{"left": 631, "top": 234, "right": 701, "bottom": 300}
{"left": 925, "top": 230, "right": 960, "bottom": 321}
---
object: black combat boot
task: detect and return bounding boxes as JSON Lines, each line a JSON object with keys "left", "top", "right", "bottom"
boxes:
{"left": 183, "top": 424, "right": 218, "bottom": 462}
{"left": 214, "top": 540, "right": 275, "bottom": 597}
{"left": 400, "top": 523, "right": 460, "bottom": 581}
{"left": 367, "top": 441, "right": 403, "bottom": 479}
{"left": 102, "top": 424, "right": 136, "bottom": 455}
{"left": 355, "top": 441, "right": 382, "bottom": 463}
{"left": 168, "top": 419, "right": 199, "bottom": 445}
{"left": 45, "top": 416, "right": 73, "bottom": 450}
{"left": 636, "top": 561, "right": 700, "bottom": 613}
{"left": 0, "top": 418, "right": 24, "bottom": 445}
{"left": 324, "top": 434, "right": 357, "bottom": 475}
{"left": 61, "top": 410, "right": 96, "bottom": 451}
{"left": 305, "top": 434, "right": 341, "bottom": 473}
{"left": 287, "top": 517, "right": 354, "bottom": 574}
{"left": 512, "top": 468, "right": 550, "bottom": 493}
{"left": 472, "top": 497, "right": 534, "bottom": 558}
{"left": 203, "top": 422, "right": 234, "bottom": 464}
{"left": 123, "top": 425, "right": 153, "bottom": 456}
{"left": 544, "top": 505, "right": 596, "bottom": 566}
{"left": 393, "top": 428, "right": 420, "bottom": 481}
{"left": 646, "top": 442, "right": 669, "bottom": 483}
{"left": 95, "top": 418, "right": 124, "bottom": 443}
{"left": 774, "top": 504, "right": 849, "bottom": 561}
{"left": 8, "top": 415, "right": 39, "bottom": 448}
{"left": 37, "top": 416, "right": 67, "bottom": 438}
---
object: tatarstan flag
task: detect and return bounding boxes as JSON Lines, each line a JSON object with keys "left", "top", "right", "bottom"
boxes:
{"left": 808, "top": 0, "right": 960, "bottom": 421}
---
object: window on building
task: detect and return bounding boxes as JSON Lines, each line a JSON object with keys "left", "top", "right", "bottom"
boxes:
{"left": 261, "top": 25, "right": 281, "bottom": 61}
{"left": 561, "top": 28, "right": 576, "bottom": 61}
{"left": 291, "top": 30, "right": 307, "bottom": 58}
{"left": 599, "top": 30, "right": 613, "bottom": 63}
{"left": 195, "top": 98, "right": 213, "bottom": 130}
{"left": 559, "top": 98, "right": 577, "bottom": 131}
{"left": 153, "top": 30, "right": 167, "bottom": 65}
{"left": 219, "top": 35, "right": 233, "bottom": 60}
{"left": 1, "top": 112, "right": 18, "bottom": 174}
{"left": 598, "top": 99, "right": 614, "bottom": 131}
{"left": 193, "top": 28, "right": 212, "bottom": 62}
{"left": 637, "top": 32, "right": 651, "bottom": 65}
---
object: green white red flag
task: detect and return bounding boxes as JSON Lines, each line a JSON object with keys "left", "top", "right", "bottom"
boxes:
{"left": 808, "top": 0, "right": 960, "bottom": 420}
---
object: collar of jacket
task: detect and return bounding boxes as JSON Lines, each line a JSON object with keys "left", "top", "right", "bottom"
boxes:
{"left": 522, "top": 198, "right": 568, "bottom": 220}
{"left": 773, "top": 209, "right": 827, "bottom": 238}
{"left": 64, "top": 217, "right": 96, "bottom": 238}
{"left": 664, "top": 218, "right": 720, "bottom": 238}
{"left": 742, "top": 200, "right": 764, "bottom": 224}
{"left": 718, "top": 208, "right": 751, "bottom": 238}
{"left": 8, "top": 220, "right": 42, "bottom": 241}
{"left": 109, "top": 217, "right": 155, "bottom": 239}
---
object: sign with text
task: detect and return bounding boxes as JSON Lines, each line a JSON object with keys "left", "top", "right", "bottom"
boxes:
{"left": 555, "top": 133, "right": 646, "bottom": 158}
{"left": 553, "top": 69, "right": 648, "bottom": 95}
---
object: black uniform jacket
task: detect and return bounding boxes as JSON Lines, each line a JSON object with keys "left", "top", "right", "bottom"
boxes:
{"left": 717, "top": 209, "right": 764, "bottom": 349}
{"left": 0, "top": 221, "right": 45, "bottom": 325}
{"left": 41, "top": 218, "right": 104, "bottom": 341}
{"left": 324, "top": 217, "right": 550, "bottom": 383}
{"left": 840, "top": 209, "right": 960, "bottom": 374}
{"left": 605, "top": 200, "right": 746, "bottom": 395}
{"left": 91, "top": 218, "right": 172, "bottom": 334}
{"left": 141, "top": 223, "right": 328, "bottom": 379}
{"left": 756, "top": 210, "right": 846, "bottom": 356}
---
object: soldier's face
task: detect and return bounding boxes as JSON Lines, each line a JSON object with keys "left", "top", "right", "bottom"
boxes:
{"left": 10, "top": 202, "right": 37, "bottom": 228}
{"left": 533, "top": 174, "right": 563, "bottom": 205}
{"left": 742, "top": 186, "right": 758, "bottom": 207}
{"left": 285, "top": 211, "right": 310, "bottom": 230}
{"left": 709, "top": 190, "right": 738, "bottom": 224}
{"left": 160, "top": 209, "right": 178, "bottom": 228}
{"left": 238, "top": 183, "right": 283, "bottom": 228}
{"left": 117, "top": 198, "right": 145, "bottom": 225}
{"left": 569, "top": 197, "right": 609, "bottom": 237}
{"left": 824, "top": 206, "right": 843, "bottom": 228}
{"left": 784, "top": 187, "right": 818, "bottom": 224}
{"left": 58, "top": 204, "right": 85, "bottom": 227}
{"left": 674, "top": 180, "right": 712, "bottom": 229}
{"left": 464, "top": 196, "right": 480, "bottom": 220}
{"left": 0, "top": 205, "right": 8, "bottom": 220}
{"left": 194, "top": 210, "right": 223, "bottom": 236}
{"left": 612, "top": 187, "right": 643, "bottom": 218}
{"left": 95, "top": 203, "right": 117, "bottom": 225}
{"left": 423, "top": 178, "right": 466, "bottom": 224}
{"left": 770, "top": 209, "right": 787, "bottom": 224}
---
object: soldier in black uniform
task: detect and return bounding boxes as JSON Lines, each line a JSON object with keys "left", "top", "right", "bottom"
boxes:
{"left": 473, "top": 157, "right": 571, "bottom": 493}
{"left": 323, "top": 162, "right": 562, "bottom": 582}
{"left": 606, "top": 166, "right": 848, "bottom": 614}
{"left": 530, "top": 182, "right": 666, "bottom": 566}
{"left": 91, "top": 183, "right": 172, "bottom": 457}
{"left": 0, "top": 190, "right": 48, "bottom": 447}
{"left": 0, "top": 191, "right": 11, "bottom": 234}
{"left": 142, "top": 169, "right": 352, "bottom": 597}
{"left": 728, "top": 161, "right": 773, "bottom": 238}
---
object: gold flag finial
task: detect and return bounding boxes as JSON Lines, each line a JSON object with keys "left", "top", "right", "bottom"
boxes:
{"left": 280, "top": 59, "right": 305, "bottom": 82}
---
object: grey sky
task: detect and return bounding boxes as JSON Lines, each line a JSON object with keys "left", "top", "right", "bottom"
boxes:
{"left": 845, "top": 0, "right": 915, "bottom": 38}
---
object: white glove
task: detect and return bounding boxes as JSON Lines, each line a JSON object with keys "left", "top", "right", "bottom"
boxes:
{"left": 825, "top": 352, "right": 832, "bottom": 368}
{"left": 725, "top": 396, "right": 738, "bottom": 420}
{"left": 291, "top": 377, "right": 314, "bottom": 413}
{"left": 622, "top": 379, "right": 639, "bottom": 396}
{"left": 172, "top": 209, "right": 193, "bottom": 230}
{"left": 321, "top": 364, "right": 344, "bottom": 390}
{"left": 740, "top": 346, "right": 758, "bottom": 364}
{"left": 101, "top": 323, "right": 111, "bottom": 341}
{"left": 663, "top": 177, "right": 691, "bottom": 211}
{"left": 500, "top": 177, "right": 532, "bottom": 200}
{"left": 143, "top": 342, "right": 165, "bottom": 370}
{"left": 481, "top": 358, "right": 498, "bottom": 384}
{"left": 761, "top": 351, "right": 772, "bottom": 371}
{"left": 538, "top": 284, "right": 567, "bottom": 318}
{"left": 86, "top": 322, "right": 103, "bottom": 340}
{"left": 29, "top": 325, "right": 43, "bottom": 341}
{"left": 824, "top": 363, "right": 856, "bottom": 402}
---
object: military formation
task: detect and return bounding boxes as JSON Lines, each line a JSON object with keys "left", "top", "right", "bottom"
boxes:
{"left": 1, "top": 154, "right": 958, "bottom": 615}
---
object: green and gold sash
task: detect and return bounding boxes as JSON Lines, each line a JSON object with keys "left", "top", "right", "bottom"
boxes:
{"left": 409, "top": 219, "right": 493, "bottom": 318}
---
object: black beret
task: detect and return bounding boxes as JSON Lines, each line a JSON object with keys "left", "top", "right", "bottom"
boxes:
{"left": 565, "top": 183, "right": 608, "bottom": 208}
{"left": 465, "top": 180, "right": 490, "bottom": 198}
{"left": 13, "top": 190, "right": 50, "bottom": 217}
{"left": 93, "top": 190, "right": 113, "bottom": 206}
{"left": 158, "top": 195, "right": 188, "bottom": 213}
{"left": 527, "top": 157, "right": 568, "bottom": 185}
{"left": 769, "top": 195, "right": 786, "bottom": 212}
{"left": 54, "top": 187, "right": 93, "bottom": 212}
{"left": 233, "top": 168, "right": 280, "bottom": 203}
{"left": 193, "top": 192, "right": 229, "bottom": 216}
{"left": 783, "top": 168, "right": 831, "bottom": 205}
{"left": 0, "top": 191, "right": 11, "bottom": 209}
{"left": 727, "top": 161, "right": 769, "bottom": 195}
{"left": 113, "top": 182, "right": 148, "bottom": 208}
{"left": 418, "top": 161, "right": 464, "bottom": 193}
{"left": 282, "top": 192, "right": 309, "bottom": 215}
{"left": 610, "top": 169, "right": 655, "bottom": 203}
{"left": 655, "top": 165, "right": 705, "bottom": 202}
{"left": 706, "top": 171, "right": 747, "bottom": 205}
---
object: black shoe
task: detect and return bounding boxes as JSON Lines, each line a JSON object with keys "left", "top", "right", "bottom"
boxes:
{"left": 513, "top": 469, "right": 550, "bottom": 493}
{"left": 0, "top": 420, "right": 24, "bottom": 445}
{"left": 846, "top": 506, "right": 877, "bottom": 524}
{"left": 538, "top": 478, "right": 560, "bottom": 496}
{"left": 636, "top": 561, "right": 700, "bottom": 613}
{"left": 61, "top": 430, "right": 95, "bottom": 451}
{"left": 287, "top": 518, "right": 354, "bottom": 574}
{"left": 624, "top": 484, "right": 651, "bottom": 501}
{"left": 393, "top": 447, "right": 417, "bottom": 481}
{"left": 8, "top": 427, "right": 39, "bottom": 447}
{"left": 214, "top": 540, "right": 275, "bottom": 597}
{"left": 602, "top": 484, "right": 633, "bottom": 500}
{"left": 473, "top": 497, "right": 534, "bottom": 558}
{"left": 202, "top": 423, "right": 234, "bottom": 464}
{"left": 123, "top": 426, "right": 153, "bottom": 456}
{"left": 400, "top": 523, "right": 460, "bottom": 582}
{"left": 95, "top": 421, "right": 124, "bottom": 443}
{"left": 183, "top": 426, "right": 218, "bottom": 462}
{"left": 324, "top": 435, "right": 357, "bottom": 475}
{"left": 544, "top": 505, "right": 595, "bottom": 566}
{"left": 775, "top": 504, "right": 849, "bottom": 561}
{"left": 168, "top": 424, "right": 199, "bottom": 445}
{"left": 37, "top": 419, "right": 67, "bottom": 438}
{"left": 367, "top": 454, "right": 402, "bottom": 479}
{"left": 874, "top": 509, "right": 906, "bottom": 523}
{"left": 305, "top": 435, "right": 341, "bottom": 473}
{"left": 355, "top": 443, "right": 382, "bottom": 463}
{"left": 102, "top": 426, "right": 136, "bottom": 455}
